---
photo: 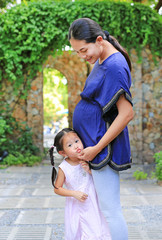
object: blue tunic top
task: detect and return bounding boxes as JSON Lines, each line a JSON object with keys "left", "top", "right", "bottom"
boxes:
{"left": 73, "top": 52, "right": 133, "bottom": 171}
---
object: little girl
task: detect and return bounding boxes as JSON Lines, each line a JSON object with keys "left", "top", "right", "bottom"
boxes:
{"left": 49, "top": 128, "right": 111, "bottom": 240}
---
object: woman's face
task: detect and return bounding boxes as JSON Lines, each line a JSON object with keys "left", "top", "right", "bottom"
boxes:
{"left": 70, "top": 38, "right": 103, "bottom": 64}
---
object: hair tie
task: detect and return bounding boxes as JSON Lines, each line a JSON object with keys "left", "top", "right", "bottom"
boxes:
{"left": 104, "top": 30, "right": 110, "bottom": 41}
{"left": 51, "top": 145, "right": 54, "bottom": 149}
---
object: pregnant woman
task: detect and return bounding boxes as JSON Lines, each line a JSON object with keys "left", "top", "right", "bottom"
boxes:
{"left": 68, "top": 18, "right": 134, "bottom": 240}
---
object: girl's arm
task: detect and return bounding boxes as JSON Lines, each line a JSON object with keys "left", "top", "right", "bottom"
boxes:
{"left": 79, "top": 94, "right": 134, "bottom": 161}
{"left": 54, "top": 168, "right": 88, "bottom": 202}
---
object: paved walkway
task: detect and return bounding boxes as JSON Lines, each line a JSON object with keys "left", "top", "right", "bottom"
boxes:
{"left": 0, "top": 156, "right": 162, "bottom": 240}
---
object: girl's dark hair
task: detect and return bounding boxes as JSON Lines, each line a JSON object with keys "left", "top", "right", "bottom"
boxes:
{"left": 49, "top": 128, "right": 76, "bottom": 187}
{"left": 68, "top": 18, "right": 131, "bottom": 71}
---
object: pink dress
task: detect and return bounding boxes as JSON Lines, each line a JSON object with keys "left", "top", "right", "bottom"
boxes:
{"left": 59, "top": 160, "right": 111, "bottom": 240}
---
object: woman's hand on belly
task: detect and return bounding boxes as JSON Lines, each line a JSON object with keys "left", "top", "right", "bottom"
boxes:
{"left": 78, "top": 146, "right": 100, "bottom": 162}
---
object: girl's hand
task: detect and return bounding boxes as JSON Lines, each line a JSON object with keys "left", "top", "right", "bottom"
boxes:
{"left": 73, "top": 191, "right": 88, "bottom": 202}
{"left": 79, "top": 146, "right": 99, "bottom": 162}
{"left": 80, "top": 160, "right": 91, "bottom": 174}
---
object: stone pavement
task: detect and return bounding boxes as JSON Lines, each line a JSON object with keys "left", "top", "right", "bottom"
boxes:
{"left": 0, "top": 158, "right": 162, "bottom": 240}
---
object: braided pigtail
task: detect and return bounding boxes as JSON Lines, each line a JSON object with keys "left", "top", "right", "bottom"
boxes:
{"left": 49, "top": 145, "right": 58, "bottom": 188}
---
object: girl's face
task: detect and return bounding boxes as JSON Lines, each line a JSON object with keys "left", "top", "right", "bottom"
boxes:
{"left": 60, "top": 132, "right": 84, "bottom": 161}
{"left": 70, "top": 37, "right": 103, "bottom": 64}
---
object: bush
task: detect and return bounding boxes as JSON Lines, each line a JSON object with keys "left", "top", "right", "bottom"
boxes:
{"left": 154, "top": 151, "right": 162, "bottom": 181}
{"left": 0, "top": 105, "right": 42, "bottom": 166}
{"left": 2, "top": 152, "right": 42, "bottom": 167}
{"left": 0, "top": 108, "right": 18, "bottom": 154}
{"left": 133, "top": 170, "right": 148, "bottom": 180}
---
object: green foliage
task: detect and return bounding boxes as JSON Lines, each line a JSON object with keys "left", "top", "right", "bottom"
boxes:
{"left": 0, "top": 0, "right": 161, "bottom": 101}
{"left": 133, "top": 152, "right": 162, "bottom": 181}
{"left": 0, "top": 105, "right": 19, "bottom": 153}
{"left": 0, "top": 105, "right": 39, "bottom": 155}
{"left": 0, "top": 118, "right": 12, "bottom": 147}
{"left": 154, "top": 151, "right": 162, "bottom": 181}
{"left": 2, "top": 152, "right": 42, "bottom": 167}
{"left": 133, "top": 170, "right": 148, "bottom": 180}
{"left": 0, "top": 0, "right": 16, "bottom": 9}
{"left": 16, "top": 126, "right": 40, "bottom": 154}
{"left": 0, "top": 105, "right": 41, "bottom": 166}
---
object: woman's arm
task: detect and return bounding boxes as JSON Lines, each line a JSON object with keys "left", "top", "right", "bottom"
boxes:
{"left": 79, "top": 94, "right": 134, "bottom": 161}
{"left": 54, "top": 168, "right": 88, "bottom": 202}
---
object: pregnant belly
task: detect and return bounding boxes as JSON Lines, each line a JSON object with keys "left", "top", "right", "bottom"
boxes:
{"left": 73, "top": 99, "right": 106, "bottom": 148}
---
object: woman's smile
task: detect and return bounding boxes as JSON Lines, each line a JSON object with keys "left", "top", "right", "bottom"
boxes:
{"left": 86, "top": 56, "right": 92, "bottom": 62}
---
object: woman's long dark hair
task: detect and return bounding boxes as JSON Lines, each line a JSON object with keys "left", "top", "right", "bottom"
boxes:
{"left": 68, "top": 18, "right": 131, "bottom": 71}
{"left": 49, "top": 128, "right": 76, "bottom": 188}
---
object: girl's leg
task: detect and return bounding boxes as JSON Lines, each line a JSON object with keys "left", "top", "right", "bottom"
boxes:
{"left": 92, "top": 165, "right": 128, "bottom": 240}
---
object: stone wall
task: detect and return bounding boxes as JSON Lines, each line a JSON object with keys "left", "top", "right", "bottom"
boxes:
{"left": 129, "top": 49, "right": 162, "bottom": 163}
{"left": 27, "top": 71, "right": 44, "bottom": 152}
{"left": 141, "top": 49, "right": 161, "bottom": 163}
{"left": 1, "top": 49, "right": 161, "bottom": 164}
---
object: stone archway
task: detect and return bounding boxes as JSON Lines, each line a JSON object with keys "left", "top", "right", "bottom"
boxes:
{"left": 8, "top": 48, "right": 161, "bottom": 163}
{"left": 43, "top": 51, "right": 88, "bottom": 126}
{"left": 27, "top": 51, "right": 88, "bottom": 152}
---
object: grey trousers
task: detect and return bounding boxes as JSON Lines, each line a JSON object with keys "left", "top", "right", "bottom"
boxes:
{"left": 92, "top": 165, "right": 128, "bottom": 240}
